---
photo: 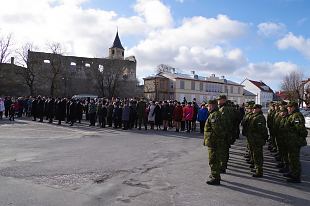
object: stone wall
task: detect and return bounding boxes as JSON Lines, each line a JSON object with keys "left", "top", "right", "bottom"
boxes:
{"left": 0, "top": 51, "right": 138, "bottom": 98}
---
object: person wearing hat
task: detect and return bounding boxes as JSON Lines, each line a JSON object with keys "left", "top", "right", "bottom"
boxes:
{"left": 277, "top": 107, "right": 290, "bottom": 173}
{"left": 273, "top": 101, "right": 288, "bottom": 162}
{"left": 284, "top": 101, "right": 308, "bottom": 183}
{"left": 217, "top": 95, "right": 235, "bottom": 173}
{"left": 267, "top": 102, "right": 277, "bottom": 151}
{"left": 247, "top": 104, "right": 268, "bottom": 177}
{"left": 204, "top": 99, "right": 226, "bottom": 185}
{"left": 241, "top": 102, "right": 255, "bottom": 163}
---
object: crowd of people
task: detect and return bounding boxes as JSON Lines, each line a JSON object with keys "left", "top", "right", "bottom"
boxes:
{"left": 0, "top": 95, "right": 308, "bottom": 186}
{"left": 0, "top": 96, "right": 244, "bottom": 133}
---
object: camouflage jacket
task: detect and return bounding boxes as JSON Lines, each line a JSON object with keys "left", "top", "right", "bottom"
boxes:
{"left": 219, "top": 103, "right": 234, "bottom": 135}
{"left": 248, "top": 111, "right": 268, "bottom": 146}
{"left": 285, "top": 110, "right": 308, "bottom": 147}
{"left": 204, "top": 108, "right": 226, "bottom": 148}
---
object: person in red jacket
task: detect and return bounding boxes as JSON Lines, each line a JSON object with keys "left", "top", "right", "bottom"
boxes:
{"left": 183, "top": 102, "right": 194, "bottom": 133}
{"left": 173, "top": 102, "right": 183, "bottom": 132}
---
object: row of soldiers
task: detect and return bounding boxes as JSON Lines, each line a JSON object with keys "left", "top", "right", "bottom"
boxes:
{"left": 203, "top": 95, "right": 244, "bottom": 185}
{"left": 266, "top": 101, "right": 308, "bottom": 183}
{"left": 204, "top": 97, "right": 308, "bottom": 185}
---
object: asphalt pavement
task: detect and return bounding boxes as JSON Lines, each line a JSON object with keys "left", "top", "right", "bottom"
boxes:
{"left": 0, "top": 118, "right": 309, "bottom": 206}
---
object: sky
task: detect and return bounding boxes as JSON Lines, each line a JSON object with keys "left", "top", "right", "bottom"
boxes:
{"left": 0, "top": 0, "right": 310, "bottom": 90}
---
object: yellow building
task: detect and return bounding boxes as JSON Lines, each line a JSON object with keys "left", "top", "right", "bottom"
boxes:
{"left": 144, "top": 71, "right": 245, "bottom": 105}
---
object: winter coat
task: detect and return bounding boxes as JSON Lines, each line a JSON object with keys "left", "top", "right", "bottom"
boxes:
{"left": 161, "top": 104, "right": 170, "bottom": 120}
{"left": 0, "top": 99, "right": 5, "bottom": 112}
{"left": 55, "top": 99, "right": 66, "bottom": 121}
{"left": 148, "top": 104, "right": 156, "bottom": 122}
{"left": 154, "top": 105, "right": 162, "bottom": 125}
{"left": 183, "top": 105, "right": 194, "bottom": 121}
{"left": 137, "top": 101, "right": 146, "bottom": 119}
{"left": 173, "top": 105, "right": 183, "bottom": 122}
{"left": 122, "top": 105, "right": 130, "bottom": 121}
{"left": 197, "top": 108, "right": 209, "bottom": 122}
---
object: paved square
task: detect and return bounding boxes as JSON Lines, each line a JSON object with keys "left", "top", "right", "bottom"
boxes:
{"left": 0, "top": 119, "right": 310, "bottom": 206}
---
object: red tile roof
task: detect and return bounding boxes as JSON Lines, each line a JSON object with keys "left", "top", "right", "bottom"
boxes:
{"left": 249, "top": 80, "right": 274, "bottom": 93}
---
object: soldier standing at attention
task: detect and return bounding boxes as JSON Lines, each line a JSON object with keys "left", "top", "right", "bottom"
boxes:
{"left": 241, "top": 102, "right": 254, "bottom": 165}
{"left": 284, "top": 101, "right": 308, "bottom": 183}
{"left": 248, "top": 104, "right": 268, "bottom": 177}
{"left": 204, "top": 100, "right": 226, "bottom": 185}
{"left": 217, "top": 95, "right": 233, "bottom": 173}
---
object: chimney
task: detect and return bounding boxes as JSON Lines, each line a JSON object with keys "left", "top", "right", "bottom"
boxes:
{"left": 172, "top": 68, "right": 175, "bottom": 73}
{"left": 221, "top": 76, "right": 225, "bottom": 79}
{"left": 191, "top": 71, "right": 195, "bottom": 75}
{"left": 211, "top": 74, "right": 215, "bottom": 77}
{"left": 11, "top": 57, "right": 14, "bottom": 65}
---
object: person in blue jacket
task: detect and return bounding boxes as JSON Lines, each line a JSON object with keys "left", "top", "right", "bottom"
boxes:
{"left": 197, "top": 103, "right": 209, "bottom": 133}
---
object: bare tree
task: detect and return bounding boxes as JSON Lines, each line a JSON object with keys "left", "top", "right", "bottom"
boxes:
{"left": 281, "top": 71, "right": 304, "bottom": 104}
{"left": 15, "top": 43, "right": 38, "bottom": 96}
{"left": 92, "top": 60, "right": 125, "bottom": 98}
{"left": 47, "top": 42, "right": 65, "bottom": 97}
{"left": 156, "top": 64, "right": 175, "bottom": 74}
{"left": 0, "top": 33, "right": 13, "bottom": 63}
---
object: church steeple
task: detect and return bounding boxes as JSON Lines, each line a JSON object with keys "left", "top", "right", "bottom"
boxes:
{"left": 109, "top": 30, "right": 125, "bottom": 60}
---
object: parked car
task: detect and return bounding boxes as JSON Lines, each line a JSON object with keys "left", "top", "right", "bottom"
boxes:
{"left": 300, "top": 108, "right": 310, "bottom": 129}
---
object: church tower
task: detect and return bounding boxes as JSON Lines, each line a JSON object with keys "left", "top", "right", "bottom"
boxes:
{"left": 109, "top": 31, "right": 125, "bottom": 60}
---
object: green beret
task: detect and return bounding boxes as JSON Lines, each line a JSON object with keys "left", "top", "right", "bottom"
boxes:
{"left": 217, "top": 95, "right": 227, "bottom": 100}
{"left": 208, "top": 99, "right": 217, "bottom": 105}
{"left": 287, "top": 101, "right": 298, "bottom": 107}
{"left": 253, "top": 104, "right": 262, "bottom": 109}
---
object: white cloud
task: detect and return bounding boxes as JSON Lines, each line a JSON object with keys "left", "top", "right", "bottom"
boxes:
{"left": 277, "top": 32, "right": 310, "bottom": 59}
{"left": 257, "top": 22, "right": 286, "bottom": 37}
{"left": 235, "top": 61, "right": 300, "bottom": 87}
{"left": 134, "top": 0, "right": 173, "bottom": 28}
{"left": 127, "top": 14, "right": 248, "bottom": 75}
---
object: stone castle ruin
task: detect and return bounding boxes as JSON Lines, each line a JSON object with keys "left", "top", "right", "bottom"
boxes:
{"left": 0, "top": 32, "right": 137, "bottom": 98}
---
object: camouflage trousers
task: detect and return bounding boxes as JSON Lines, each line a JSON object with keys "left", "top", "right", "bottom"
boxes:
{"left": 220, "top": 140, "right": 230, "bottom": 170}
{"left": 208, "top": 146, "right": 223, "bottom": 180}
{"left": 288, "top": 146, "right": 301, "bottom": 178}
{"left": 276, "top": 136, "right": 289, "bottom": 164}
{"left": 252, "top": 146, "right": 263, "bottom": 175}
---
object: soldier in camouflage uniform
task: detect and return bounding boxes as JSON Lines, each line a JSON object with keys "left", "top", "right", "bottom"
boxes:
{"left": 267, "top": 102, "right": 276, "bottom": 151}
{"left": 248, "top": 104, "right": 268, "bottom": 177}
{"left": 241, "top": 102, "right": 255, "bottom": 165}
{"left": 217, "top": 95, "right": 234, "bottom": 173}
{"left": 278, "top": 107, "right": 290, "bottom": 173}
{"left": 273, "top": 101, "right": 287, "bottom": 164}
{"left": 284, "top": 101, "right": 308, "bottom": 183}
{"left": 204, "top": 99, "right": 226, "bottom": 185}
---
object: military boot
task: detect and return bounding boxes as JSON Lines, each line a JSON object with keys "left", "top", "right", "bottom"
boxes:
{"left": 206, "top": 178, "right": 220, "bottom": 185}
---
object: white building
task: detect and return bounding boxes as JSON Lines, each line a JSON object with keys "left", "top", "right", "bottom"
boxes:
{"left": 144, "top": 71, "right": 245, "bottom": 105}
{"left": 241, "top": 79, "right": 274, "bottom": 107}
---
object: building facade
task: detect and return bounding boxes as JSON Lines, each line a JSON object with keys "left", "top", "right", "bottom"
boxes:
{"left": 241, "top": 79, "right": 274, "bottom": 107}
{"left": 144, "top": 71, "right": 245, "bottom": 105}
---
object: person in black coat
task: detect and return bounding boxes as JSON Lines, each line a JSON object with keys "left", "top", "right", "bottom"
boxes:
{"left": 154, "top": 102, "right": 162, "bottom": 130}
{"left": 55, "top": 98, "right": 66, "bottom": 125}
{"left": 76, "top": 100, "right": 83, "bottom": 123}
{"left": 31, "top": 97, "right": 38, "bottom": 121}
{"left": 161, "top": 101, "right": 170, "bottom": 131}
{"left": 37, "top": 96, "right": 45, "bottom": 122}
{"left": 44, "top": 98, "right": 49, "bottom": 120}
{"left": 107, "top": 102, "right": 114, "bottom": 127}
{"left": 48, "top": 98, "right": 55, "bottom": 123}
{"left": 66, "top": 99, "right": 70, "bottom": 123}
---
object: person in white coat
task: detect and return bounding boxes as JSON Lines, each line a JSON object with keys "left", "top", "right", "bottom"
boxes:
{"left": 0, "top": 98, "right": 5, "bottom": 119}
{"left": 148, "top": 101, "right": 156, "bottom": 130}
